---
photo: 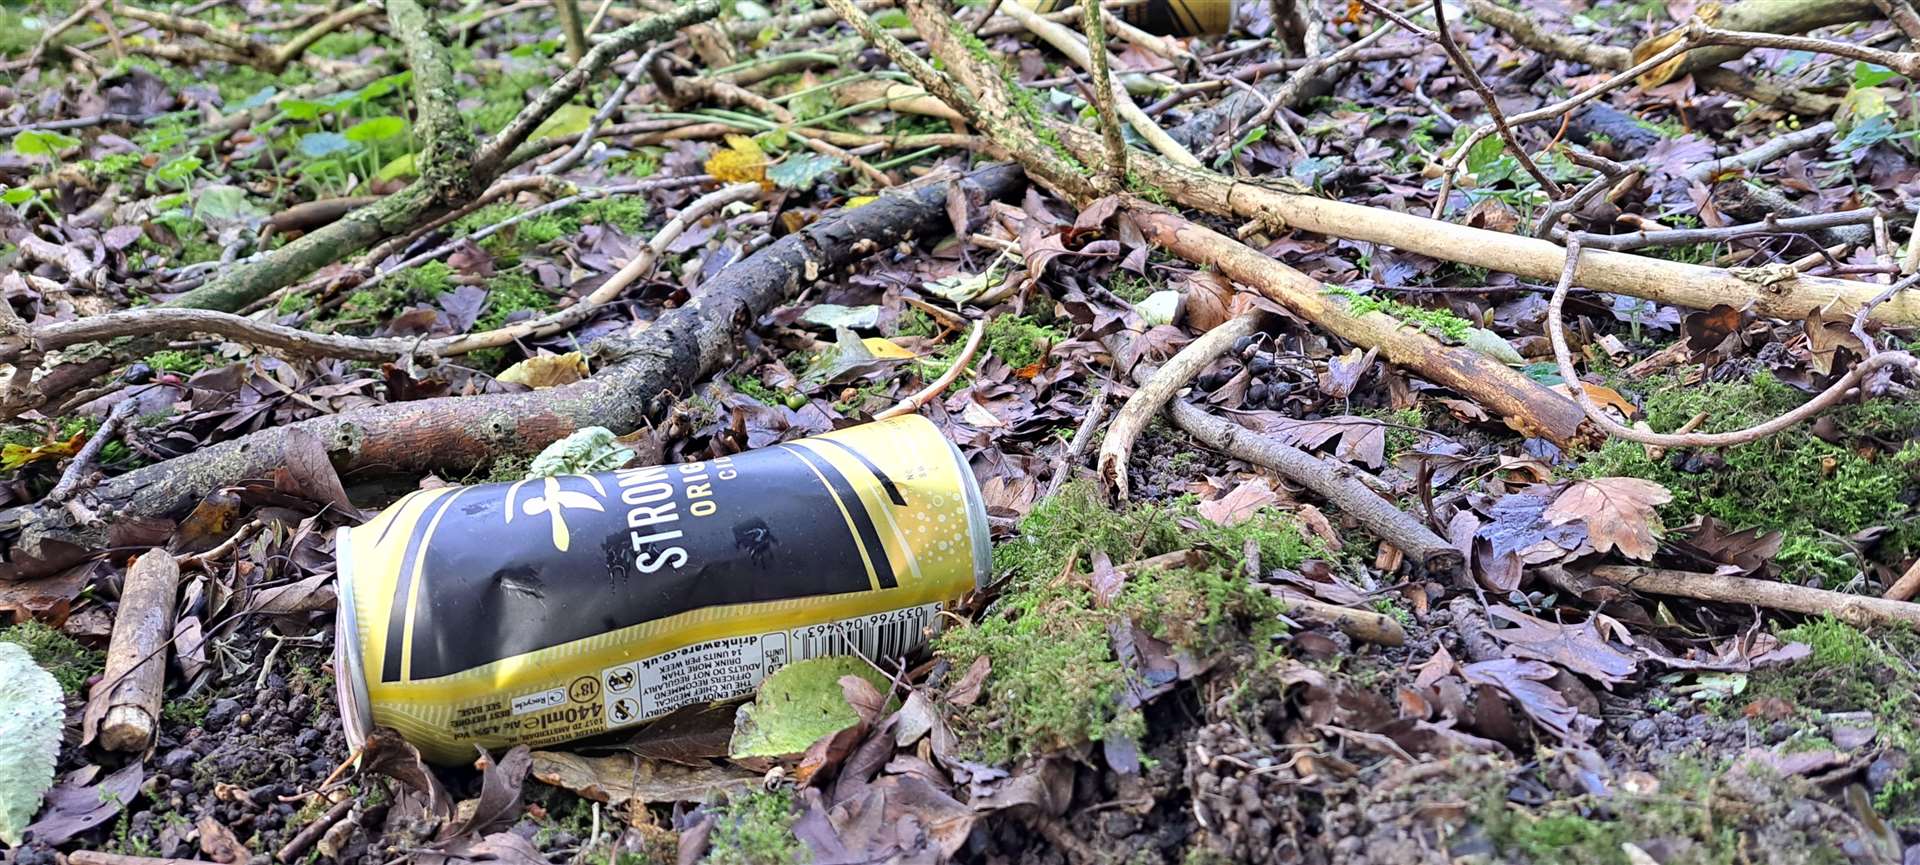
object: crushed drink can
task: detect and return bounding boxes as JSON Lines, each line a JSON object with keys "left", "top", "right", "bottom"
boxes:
{"left": 333, "top": 415, "right": 989, "bottom": 763}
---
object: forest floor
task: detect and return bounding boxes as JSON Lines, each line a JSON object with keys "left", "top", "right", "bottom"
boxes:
{"left": 2, "top": 0, "right": 1920, "bottom": 863}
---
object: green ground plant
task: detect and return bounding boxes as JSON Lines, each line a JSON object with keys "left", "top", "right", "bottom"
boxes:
{"left": 705, "top": 789, "right": 807, "bottom": 865}
{"left": 937, "top": 482, "right": 1319, "bottom": 762}
{"left": 1581, "top": 371, "right": 1920, "bottom": 583}
{"left": 1, "top": 620, "right": 103, "bottom": 694}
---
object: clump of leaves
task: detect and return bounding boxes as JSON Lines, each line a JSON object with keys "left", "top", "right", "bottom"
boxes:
{"left": 705, "top": 789, "right": 807, "bottom": 865}
{"left": 938, "top": 482, "right": 1317, "bottom": 761}
{"left": 1, "top": 619, "right": 103, "bottom": 695}
{"left": 1580, "top": 370, "right": 1920, "bottom": 582}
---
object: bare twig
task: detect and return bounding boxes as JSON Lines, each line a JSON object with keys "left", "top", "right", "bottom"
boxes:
{"left": 1570, "top": 209, "right": 1881, "bottom": 251}
{"left": 1548, "top": 238, "right": 1919, "bottom": 448}
{"left": 1588, "top": 565, "right": 1920, "bottom": 629}
{"left": 875, "top": 319, "right": 987, "bottom": 420}
{"left": 1685, "top": 122, "right": 1838, "bottom": 183}
{"left": 1100, "top": 312, "right": 1260, "bottom": 501}
{"left": 1691, "top": 25, "right": 1920, "bottom": 78}
{"left": 277, "top": 797, "right": 356, "bottom": 864}
{"left": 1427, "top": 0, "right": 1562, "bottom": 197}
{"left": 1044, "top": 386, "right": 1110, "bottom": 499}
{"left": 540, "top": 44, "right": 676, "bottom": 176}
{"left": 1080, "top": 0, "right": 1128, "bottom": 188}
{"left": 45, "top": 400, "right": 138, "bottom": 505}
{"left": 1884, "top": 557, "right": 1920, "bottom": 602}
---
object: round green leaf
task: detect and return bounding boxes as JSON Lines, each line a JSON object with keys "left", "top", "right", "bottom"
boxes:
{"left": 13, "top": 129, "right": 81, "bottom": 158}
{"left": 345, "top": 115, "right": 407, "bottom": 143}
{"left": 298, "top": 131, "right": 356, "bottom": 158}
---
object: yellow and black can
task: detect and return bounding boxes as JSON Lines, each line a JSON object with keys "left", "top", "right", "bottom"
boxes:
{"left": 1021, "top": 0, "right": 1232, "bottom": 36}
{"left": 333, "top": 415, "right": 989, "bottom": 764}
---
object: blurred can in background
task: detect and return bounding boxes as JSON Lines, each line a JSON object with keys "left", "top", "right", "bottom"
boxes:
{"left": 1021, "top": 0, "right": 1233, "bottom": 35}
{"left": 333, "top": 415, "right": 989, "bottom": 763}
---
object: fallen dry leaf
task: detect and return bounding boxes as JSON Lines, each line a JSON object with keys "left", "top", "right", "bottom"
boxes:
{"left": 1545, "top": 477, "right": 1673, "bottom": 560}
{"left": 1196, "top": 477, "right": 1279, "bottom": 526}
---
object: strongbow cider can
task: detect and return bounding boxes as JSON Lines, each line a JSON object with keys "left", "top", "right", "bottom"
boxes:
{"left": 333, "top": 415, "right": 988, "bottom": 763}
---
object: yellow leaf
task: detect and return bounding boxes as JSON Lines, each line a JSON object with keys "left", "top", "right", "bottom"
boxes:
{"left": 528, "top": 104, "right": 599, "bottom": 144}
{"left": 845, "top": 195, "right": 878, "bottom": 209}
{"left": 861, "top": 337, "right": 916, "bottom": 359}
{"left": 704, "top": 134, "right": 769, "bottom": 186}
{"left": 0, "top": 433, "right": 84, "bottom": 471}
{"left": 375, "top": 151, "right": 416, "bottom": 182}
{"left": 498, "top": 352, "right": 587, "bottom": 389}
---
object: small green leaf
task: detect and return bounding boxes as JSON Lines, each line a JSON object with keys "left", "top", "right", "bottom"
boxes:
{"left": 152, "top": 155, "right": 202, "bottom": 185}
{"left": 359, "top": 70, "right": 413, "bottom": 101}
{"left": 729, "top": 657, "right": 890, "bottom": 759}
{"left": 345, "top": 115, "right": 407, "bottom": 143}
{"left": 766, "top": 152, "right": 840, "bottom": 191}
{"left": 734, "top": 0, "right": 771, "bottom": 18}
{"left": 13, "top": 129, "right": 80, "bottom": 159}
{"left": 527, "top": 104, "right": 598, "bottom": 144}
{"left": 193, "top": 184, "right": 266, "bottom": 232}
{"left": 1, "top": 187, "right": 36, "bottom": 206}
{"left": 0, "top": 642, "right": 64, "bottom": 846}
{"left": 298, "top": 131, "right": 356, "bottom": 158}
{"left": 237, "top": 86, "right": 278, "bottom": 110}
{"left": 374, "top": 151, "right": 417, "bottom": 182}
{"left": 871, "top": 8, "right": 910, "bottom": 27}
{"left": 1852, "top": 62, "right": 1896, "bottom": 89}
{"left": 799, "top": 303, "right": 880, "bottom": 331}
{"left": 1464, "top": 327, "right": 1525, "bottom": 366}
{"left": 280, "top": 99, "right": 326, "bottom": 121}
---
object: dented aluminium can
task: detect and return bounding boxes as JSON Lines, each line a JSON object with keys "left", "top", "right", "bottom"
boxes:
{"left": 333, "top": 415, "right": 988, "bottom": 763}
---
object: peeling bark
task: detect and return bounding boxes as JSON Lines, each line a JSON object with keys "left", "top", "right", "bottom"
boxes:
{"left": 0, "top": 166, "right": 1027, "bottom": 582}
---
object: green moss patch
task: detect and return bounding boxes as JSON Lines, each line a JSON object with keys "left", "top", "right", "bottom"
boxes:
{"left": 937, "top": 482, "right": 1319, "bottom": 762}
{"left": 1750, "top": 617, "right": 1920, "bottom": 816}
{"left": 706, "top": 789, "right": 807, "bottom": 865}
{"left": 983, "top": 314, "right": 1062, "bottom": 370}
{"left": 1, "top": 620, "right": 102, "bottom": 695}
{"left": 1580, "top": 371, "right": 1920, "bottom": 583}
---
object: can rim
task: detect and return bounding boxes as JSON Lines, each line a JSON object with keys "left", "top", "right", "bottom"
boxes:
{"left": 942, "top": 429, "right": 993, "bottom": 590}
{"left": 333, "top": 524, "right": 374, "bottom": 752}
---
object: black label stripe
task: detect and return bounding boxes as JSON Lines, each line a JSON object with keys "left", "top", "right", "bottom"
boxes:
{"left": 380, "top": 490, "right": 465, "bottom": 682}
{"left": 815, "top": 438, "right": 908, "bottom": 506}
{"left": 780, "top": 445, "right": 898, "bottom": 589}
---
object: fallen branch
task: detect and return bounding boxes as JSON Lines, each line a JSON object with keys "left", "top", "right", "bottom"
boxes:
{"left": 1171, "top": 399, "right": 1462, "bottom": 578}
{"left": 1272, "top": 589, "right": 1409, "bottom": 646}
{"left": 1569, "top": 208, "right": 1881, "bottom": 251}
{"left": 875, "top": 318, "right": 986, "bottom": 420}
{"left": 1043, "top": 385, "right": 1109, "bottom": 499}
{"left": 1587, "top": 564, "right": 1920, "bottom": 629}
{"left": 45, "top": 400, "right": 137, "bottom": 506}
{"left": 1424, "top": 0, "right": 1562, "bottom": 198}
{"left": 1684, "top": 122, "right": 1839, "bottom": 183}
{"left": 1126, "top": 205, "right": 1593, "bottom": 447}
{"left": 1547, "top": 238, "right": 1918, "bottom": 448}
{"left": 0, "top": 308, "right": 429, "bottom": 366}
{"left": 165, "top": 0, "right": 722, "bottom": 313}
{"left": 1100, "top": 312, "right": 1261, "bottom": 501}
{"left": 1633, "top": 0, "right": 1895, "bottom": 85}
{"left": 85, "top": 549, "right": 181, "bottom": 752}
{"left": 0, "top": 165, "right": 1026, "bottom": 582}
{"left": 1886, "top": 558, "right": 1920, "bottom": 602}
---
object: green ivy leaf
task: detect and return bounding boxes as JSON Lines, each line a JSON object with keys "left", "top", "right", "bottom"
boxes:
{"left": 728, "top": 657, "right": 890, "bottom": 758}
{"left": 152, "top": 155, "right": 202, "bottom": 185}
{"left": 359, "top": 70, "right": 413, "bottom": 101}
{"left": 279, "top": 99, "right": 326, "bottom": 121}
{"left": 0, "top": 187, "right": 36, "bottom": 206}
{"left": 13, "top": 129, "right": 80, "bottom": 159}
{"left": 345, "top": 115, "right": 407, "bottom": 143}
{"left": 0, "top": 642, "right": 64, "bottom": 845}
{"left": 193, "top": 184, "right": 266, "bottom": 232}
{"left": 766, "top": 152, "right": 839, "bottom": 191}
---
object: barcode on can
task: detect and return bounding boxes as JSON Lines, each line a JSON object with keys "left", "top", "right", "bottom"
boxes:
{"left": 789, "top": 604, "right": 939, "bottom": 664}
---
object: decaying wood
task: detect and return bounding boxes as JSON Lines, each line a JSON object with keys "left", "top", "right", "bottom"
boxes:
{"left": 1883, "top": 556, "right": 1920, "bottom": 602}
{"left": 0, "top": 166, "right": 1026, "bottom": 582}
{"left": 87, "top": 549, "right": 181, "bottom": 752}
{"left": 1587, "top": 565, "right": 1920, "bottom": 629}
{"left": 1634, "top": 0, "right": 1891, "bottom": 85}
{"left": 1273, "top": 590, "right": 1408, "bottom": 646}
{"left": 1126, "top": 206, "right": 1594, "bottom": 447}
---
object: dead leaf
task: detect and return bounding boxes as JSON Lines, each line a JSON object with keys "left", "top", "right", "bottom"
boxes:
{"left": 248, "top": 574, "right": 336, "bottom": 615}
{"left": 360, "top": 727, "right": 454, "bottom": 823}
{"left": 1196, "top": 478, "right": 1279, "bottom": 526}
{"left": 441, "top": 745, "right": 532, "bottom": 841}
{"left": 530, "top": 751, "right": 753, "bottom": 807}
{"left": 274, "top": 428, "right": 358, "bottom": 516}
{"left": 497, "top": 352, "right": 587, "bottom": 389}
{"left": 197, "top": 815, "right": 249, "bottom": 864}
{"left": 703, "top": 134, "right": 769, "bottom": 187}
{"left": 1485, "top": 605, "right": 1640, "bottom": 686}
{"left": 24, "top": 764, "right": 145, "bottom": 846}
{"left": 948, "top": 655, "right": 990, "bottom": 707}
{"left": 1545, "top": 478, "right": 1673, "bottom": 560}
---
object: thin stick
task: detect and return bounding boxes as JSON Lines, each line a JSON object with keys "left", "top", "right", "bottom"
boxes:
{"left": 277, "top": 797, "right": 355, "bottom": 863}
{"left": 1690, "top": 25, "right": 1920, "bottom": 78}
{"left": 1426, "top": 0, "right": 1562, "bottom": 197}
{"left": 45, "top": 400, "right": 138, "bottom": 505}
{"left": 540, "top": 47, "right": 668, "bottom": 176}
{"left": 1685, "top": 122, "right": 1837, "bottom": 184}
{"left": 1100, "top": 312, "right": 1260, "bottom": 501}
{"left": 1213, "top": 3, "right": 1429, "bottom": 159}
{"left": 1572, "top": 209, "right": 1882, "bottom": 252}
{"left": 1590, "top": 565, "right": 1920, "bottom": 629}
{"left": 1081, "top": 0, "right": 1127, "bottom": 188}
{"left": 1044, "top": 386, "right": 1110, "bottom": 499}
{"left": 1548, "top": 239, "right": 1919, "bottom": 448}
{"left": 875, "top": 319, "right": 986, "bottom": 420}
{"left": 1, "top": 309, "right": 427, "bottom": 366}
{"left": 1885, "top": 557, "right": 1920, "bottom": 603}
